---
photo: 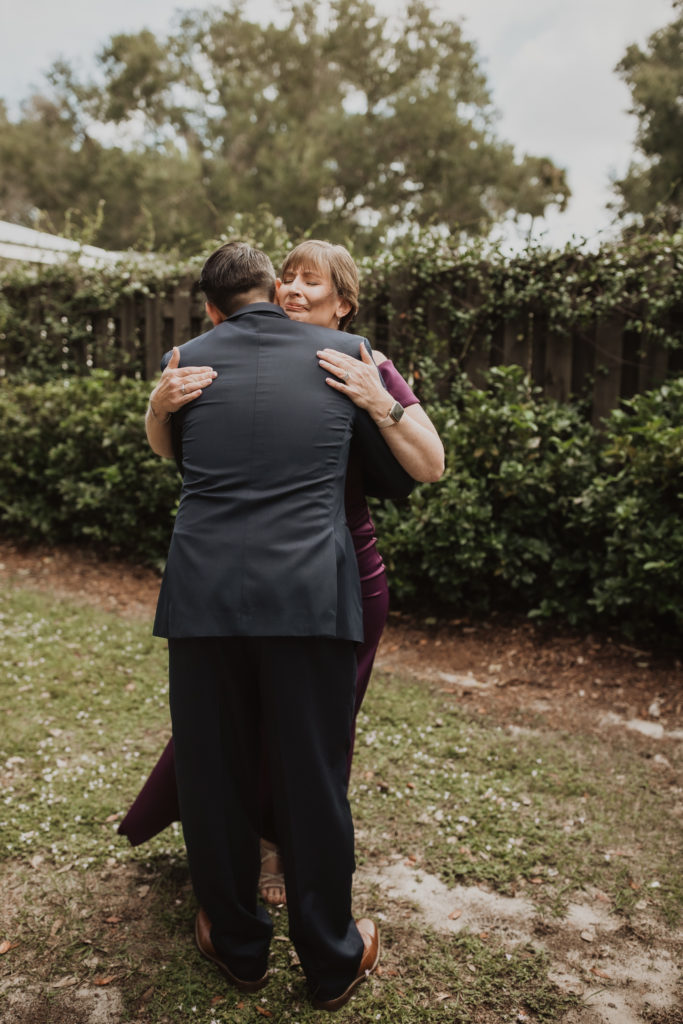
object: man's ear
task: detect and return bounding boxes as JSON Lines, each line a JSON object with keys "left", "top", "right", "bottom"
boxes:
{"left": 205, "top": 300, "right": 226, "bottom": 326}
{"left": 274, "top": 279, "right": 283, "bottom": 306}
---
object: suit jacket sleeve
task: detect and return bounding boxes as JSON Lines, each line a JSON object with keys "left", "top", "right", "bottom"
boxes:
{"left": 350, "top": 409, "right": 415, "bottom": 500}
{"left": 344, "top": 337, "right": 412, "bottom": 499}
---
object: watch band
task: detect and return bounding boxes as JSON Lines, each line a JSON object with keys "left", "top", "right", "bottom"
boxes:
{"left": 377, "top": 400, "right": 405, "bottom": 428}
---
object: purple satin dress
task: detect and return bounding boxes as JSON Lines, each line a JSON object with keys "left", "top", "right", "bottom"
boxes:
{"left": 119, "top": 361, "right": 419, "bottom": 845}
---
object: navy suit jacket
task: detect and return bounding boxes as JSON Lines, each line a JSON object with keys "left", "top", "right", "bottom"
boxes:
{"left": 153, "top": 303, "right": 413, "bottom": 641}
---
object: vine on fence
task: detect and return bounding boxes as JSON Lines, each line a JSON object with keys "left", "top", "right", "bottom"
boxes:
{"left": 1, "top": 231, "right": 682, "bottom": 396}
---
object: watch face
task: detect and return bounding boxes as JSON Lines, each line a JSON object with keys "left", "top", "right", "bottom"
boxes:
{"left": 390, "top": 401, "right": 405, "bottom": 423}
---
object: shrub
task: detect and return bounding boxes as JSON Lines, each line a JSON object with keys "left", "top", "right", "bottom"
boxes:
{"left": 0, "top": 368, "right": 680, "bottom": 645}
{"left": 0, "top": 373, "right": 179, "bottom": 565}
{"left": 372, "top": 366, "right": 599, "bottom": 622}
{"left": 578, "top": 379, "right": 683, "bottom": 639}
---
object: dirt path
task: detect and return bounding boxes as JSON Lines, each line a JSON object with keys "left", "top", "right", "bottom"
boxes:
{"left": 1, "top": 540, "right": 682, "bottom": 1023}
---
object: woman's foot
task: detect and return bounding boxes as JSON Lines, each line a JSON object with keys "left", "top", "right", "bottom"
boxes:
{"left": 259, "top": 838, "right": 286, "bottom": 906}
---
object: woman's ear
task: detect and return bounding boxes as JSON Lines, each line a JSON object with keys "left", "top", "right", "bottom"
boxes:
{"left": 336, "top": 298, "right": 352, "bottom": 320}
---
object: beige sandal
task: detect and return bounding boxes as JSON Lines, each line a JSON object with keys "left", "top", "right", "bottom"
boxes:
{"left": 259, "top": 838, "right": 287, "bottom": 906}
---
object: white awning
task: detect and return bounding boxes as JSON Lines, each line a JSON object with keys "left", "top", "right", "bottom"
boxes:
{"left": 0, "top": 220, "right": 131, "bottom": 267}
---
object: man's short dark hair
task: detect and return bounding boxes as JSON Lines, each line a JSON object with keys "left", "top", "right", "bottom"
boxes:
{"left": 199, "top": 241, "right": 276, "bottom": 316}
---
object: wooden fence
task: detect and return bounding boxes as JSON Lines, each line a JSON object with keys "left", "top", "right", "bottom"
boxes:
{"left": 7, "top": 273, "right": 683, "bottom": 425}
{"left": 85, "top": 276, "right": 208, "bottom": 383}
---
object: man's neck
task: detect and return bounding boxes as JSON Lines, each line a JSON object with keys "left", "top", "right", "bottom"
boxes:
{"left": 229, "top": 289, "right": 274, "bottom": 312}
{"left": 206, "top": 291, "right": 274, "bottom": 325}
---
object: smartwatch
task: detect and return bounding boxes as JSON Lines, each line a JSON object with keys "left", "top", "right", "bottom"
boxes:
{"left": 377, "top": 400, "right": 405, "bottom": 428}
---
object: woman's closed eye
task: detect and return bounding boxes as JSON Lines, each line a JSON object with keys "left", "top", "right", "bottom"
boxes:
{"left": 283, "top": 272, "right": 322, "bottom": 286}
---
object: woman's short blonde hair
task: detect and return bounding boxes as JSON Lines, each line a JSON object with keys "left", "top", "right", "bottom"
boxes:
{"left": 280, "top": 240, "right": 359, "bottom": 331}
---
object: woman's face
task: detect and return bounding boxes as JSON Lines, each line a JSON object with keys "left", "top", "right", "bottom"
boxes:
{"left": 276, "top": 265, "right": 351, "bottom": 329}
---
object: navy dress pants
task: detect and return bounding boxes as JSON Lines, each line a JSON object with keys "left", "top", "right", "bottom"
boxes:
{"left": 168, "top": 635, "right": 364, "bottom": 999}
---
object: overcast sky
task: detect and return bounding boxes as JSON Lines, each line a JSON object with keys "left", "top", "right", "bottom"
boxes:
{"left": 0, "top": 0, "right": 676, "bottom": 249}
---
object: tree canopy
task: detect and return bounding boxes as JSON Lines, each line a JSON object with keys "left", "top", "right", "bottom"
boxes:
{"left": 0, "top": 0, "right": 569, "bottom": 252}
{"left": 613, "top": 0, "right": 683, "bottom": 233}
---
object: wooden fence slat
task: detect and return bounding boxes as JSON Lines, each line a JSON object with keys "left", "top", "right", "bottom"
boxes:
{"left": 530, "top": 313, "right": 545, "bottom": 388}
{"left": 544, "top": 331, "right": 573, "bottom": 403}
{"left": 591, "top": 317, "right": 624, "bottom": 427}
{"left": 502, "top": 318, "right": 531, "bottom": 374}
{"left": 92, "top": 312, "right": 110, "bottom": 369}
{"left": 462, "top": 336, "right": 490, "bottom": 389}
{"left": 172, "top": 275, "right": 194, "bottom": 348}
{"left": 145, "top": 296, "right": 163, "bottom": 379}
{"left": 71, "top": 333, "right": 88, "bottom": 371}
{"left": 637, "top": 340, "right": 669, "bottom": 393}
{"left": 620, "top": 329, "right": 640, "bottom": 400}
{"left": 118, "top": 298, "right": 138, "bottom": 359}
{"left": 571, "top": 327, "right": 595, "bottom": 402}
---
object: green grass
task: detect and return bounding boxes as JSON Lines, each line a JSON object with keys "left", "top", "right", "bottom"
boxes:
{"left": 1, "top": 587, "right": 180, "bottom": 870}
{"left": 1, "top": 581, "right": 681, "bottom": 1024}
{"left": 349, "top": 676, "right": 683, "bottom": 925}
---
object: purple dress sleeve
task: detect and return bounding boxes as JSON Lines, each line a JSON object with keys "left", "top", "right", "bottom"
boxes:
{"left": 378, "top": 360, "right": 420, "bottom": 408}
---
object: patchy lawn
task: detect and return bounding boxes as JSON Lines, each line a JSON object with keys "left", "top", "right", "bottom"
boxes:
{"left": 0, "top": 545, "right": 682, "bottom": 1024}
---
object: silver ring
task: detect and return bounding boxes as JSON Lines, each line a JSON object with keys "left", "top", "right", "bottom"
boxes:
{"left": 342, "top": 371, "right": 350, "bottom": 383}
{"left": 181, "top": 383, "right": 186, "bottom": 395}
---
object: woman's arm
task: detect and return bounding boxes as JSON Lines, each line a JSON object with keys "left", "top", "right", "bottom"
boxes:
{"left": 146, "top": 400, "right": 174, "bottom": 459}
{"left": 317, "top": 344, "right": 445, "bottom": 483}
{"left": 145, "top": 346, "right": 217, "bottom": 459}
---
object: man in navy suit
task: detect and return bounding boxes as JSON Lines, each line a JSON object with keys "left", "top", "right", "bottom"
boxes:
{"left": 151, "top": 242, "right": 411, "bottom": 1009}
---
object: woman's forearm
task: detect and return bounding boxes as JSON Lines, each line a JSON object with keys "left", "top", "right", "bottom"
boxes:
{"left": 146, "top": 398, "right": 175, "bottom": 458}
{"left": 373, "top": 404, "right": 445, "bottom": 482}
{"left": 145, "top": 346, "right": 217, "bottom": 459}
{"left": 316, "top": 344, "right": 445, "bottom": 483}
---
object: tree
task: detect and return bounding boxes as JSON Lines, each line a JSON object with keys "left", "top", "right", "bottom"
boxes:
{"left": 0, "top": 0, "right": 569, "bottom": 252}
{"left": 613, "top": 1, "right": 683, "bottom": 232}
{"left": 0, "top": 78, "right": 211, "bottom": 251}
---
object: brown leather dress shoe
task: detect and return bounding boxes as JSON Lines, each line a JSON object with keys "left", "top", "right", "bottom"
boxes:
{"left": 311, "top": 918, "right": 380, "bottom": 1012}
{"left": 194, "top": 908, "right": 268, "bottom": 992}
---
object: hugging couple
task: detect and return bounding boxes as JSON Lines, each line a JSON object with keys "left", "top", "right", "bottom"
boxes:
{"left": 120, "top": 238, "right": 444, "bottom": 1010}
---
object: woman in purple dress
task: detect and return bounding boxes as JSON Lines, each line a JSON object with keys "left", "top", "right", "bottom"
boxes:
{"left": 122, "top": 240, "right": 444, "bottom": 904}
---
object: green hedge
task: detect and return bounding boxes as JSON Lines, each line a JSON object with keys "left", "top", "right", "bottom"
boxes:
{"left": 1, "top": 369, "right": 681, "bottom": 645}
{"left": 576, "top": 381, "right": 683, "bottom": 638}
{"left": 2, "top": 230, "right": 683, "bottom": 396}
{"left": 0, "top": 373, "right": 179, "bottom": 566}
{"left": 372, "top": 368, "right": 683, "bottom": 642}
{"left": 371, "top": 367, "right": 598, "bottom": 624}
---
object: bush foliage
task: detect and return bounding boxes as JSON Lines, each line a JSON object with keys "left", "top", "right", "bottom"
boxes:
{"left": 1, "top": 368, "right": 681, "bottom": 645}
{"left": 372, "top": 368, "right": 683, "bottom": 643}
{"left": 0, "top": 373, "right": 179, "bottom": 565}
{"left": 577, "top": 380, "right": 683, "bottom": 638}
{"left": 371, "top": 368, "right": 598, "bottom": 623}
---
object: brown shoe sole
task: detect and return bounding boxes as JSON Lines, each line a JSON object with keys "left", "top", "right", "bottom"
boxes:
{"left": 194, "top": 915, "right": 268, "bottom": 993}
